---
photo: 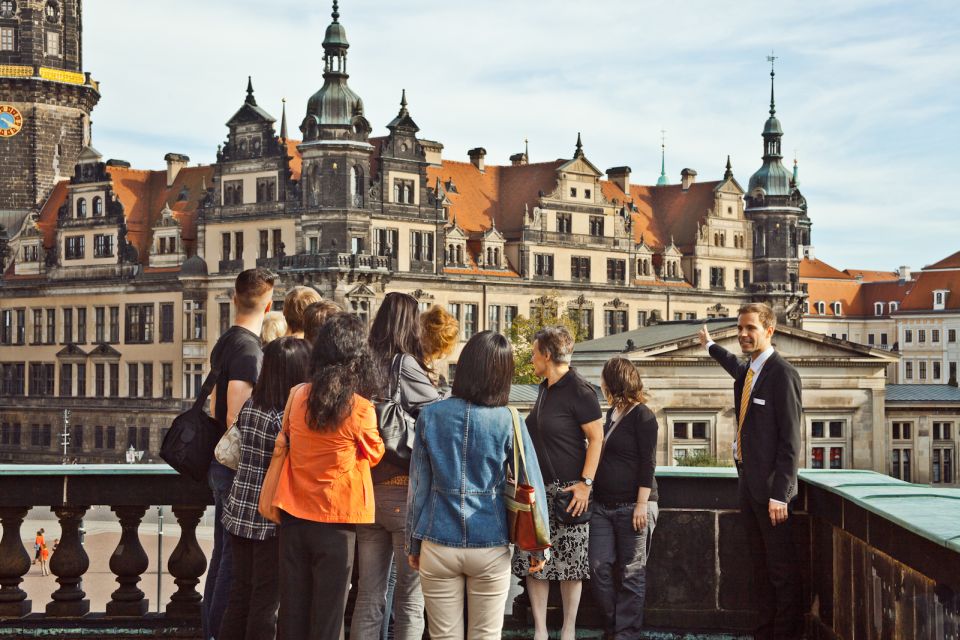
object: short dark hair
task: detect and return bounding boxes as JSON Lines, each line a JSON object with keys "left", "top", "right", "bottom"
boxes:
{"left": 601, "top": 356, "right": 646, "bottom": 409}
{"left": 533, "top": 326, "right": 574, "bottom": 364}
{"left": 234, "top": 268, "right": 275, "bottom": 313}
{"left": 452, "top": 331, "right": 514, "bottom": 407}
{"left": 738, "top": 302, "right": 777, "bottom": 330}
{"left": 306, "top": 313, "right": 380, "bottom": 431}
{"left": 303, "top": 299, "right": 344, "bottom": 346}
{"left": 251, "top": 336, "right": 311, "bottom": 412}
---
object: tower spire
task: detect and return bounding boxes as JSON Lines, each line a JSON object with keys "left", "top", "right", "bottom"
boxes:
{"left": 724, "top": 154, "right": 733, "bottom": 180}
{"left": 399, "top": 88, "right": 408, "bottom": 116}
{"left": 767, "top": 52, "right": 778, "bottom": 116}
{"left": 280, "top": 98, "right": 288, "bottom": 141}
{"left": 245, "top": 76, "right": 257, "bottom": 106}
{"left": 524, "top": 137, "right": 529, "bottom": 161}
{"left": 574, "top": 132, "right": 584, "bottom": 158}
{"left": 792, "top": 156, "right": 799, "bottom": 186}
{"left": 657, "top": 129, "right": 669, "bottom": 186}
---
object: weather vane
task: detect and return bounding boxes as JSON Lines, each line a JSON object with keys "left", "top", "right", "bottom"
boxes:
{"left": 767, "top": 52, "right": 777, "bottom": 73}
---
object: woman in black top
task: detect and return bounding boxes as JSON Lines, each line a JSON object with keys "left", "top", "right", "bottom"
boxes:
{"left": 513, "top": 326, "right": 603, "bottom": 640}
{"left": 589, "top": 356, "right": 660, "bottom": 639}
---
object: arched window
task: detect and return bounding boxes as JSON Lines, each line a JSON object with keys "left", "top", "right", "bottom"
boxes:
{"left": 455, "top": 245, "right": 463, "bottom": 264}
{"left": 394, "top": 182, "right": 401, "bottom": 203}
{"left": 832, "top": 302, "right": 842, "bottom": 316}
{"left": 494, "top": 248, "right": 500, "bottom": 267}
{"left": 352, "top": 166, "right": 364, "bottom": 207}
{"left": 77, "top": 198, "right": 87, "bottom": 218}
{"left": 816, "top": 301, "right": 826, "bottom": 315}
{"left": 93, "top": 196, "right": 103, "bottom": 216}
{"left": 486, "top": 248, "right": 493, "bottom": 266}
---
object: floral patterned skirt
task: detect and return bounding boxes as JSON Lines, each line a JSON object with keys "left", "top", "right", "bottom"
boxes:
{"left": 512, "top": 480, "right": 590, "bottom": 581}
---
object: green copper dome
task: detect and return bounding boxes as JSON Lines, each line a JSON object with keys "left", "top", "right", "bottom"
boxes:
{"left": 748, "top": 161, "right": 792, "bottom": 197}
{"left": 324, "top": 21, "right": 349, "bottom": 49}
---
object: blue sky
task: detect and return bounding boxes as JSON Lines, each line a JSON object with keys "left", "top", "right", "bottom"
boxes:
{"left": 83, "top": 0, "right": 960, "bottom": 271}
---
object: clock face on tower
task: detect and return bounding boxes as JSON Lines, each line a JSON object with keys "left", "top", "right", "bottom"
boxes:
{"left": 0, "top": 105, "right": 24, "bottom": 138}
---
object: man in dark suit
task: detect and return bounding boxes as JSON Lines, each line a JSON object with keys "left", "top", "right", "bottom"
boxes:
{"left": 699, "top": 303, "right": 803, "bottom": 640}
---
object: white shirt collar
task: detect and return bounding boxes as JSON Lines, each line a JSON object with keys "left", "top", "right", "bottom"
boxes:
{"left": 749, "top": 346, "right": 775, "bottom": 374}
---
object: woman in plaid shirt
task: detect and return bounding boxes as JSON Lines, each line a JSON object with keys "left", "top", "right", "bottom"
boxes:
{"left": 220, "top": 336, "right": 311, "bottom": 640}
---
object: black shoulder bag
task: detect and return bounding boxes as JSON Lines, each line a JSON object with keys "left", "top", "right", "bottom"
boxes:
{"left": 160, "top": 362, "right": 221, "bottom": 482}
{"left": 374, "top": 354, "right": 417, "bottom": 471}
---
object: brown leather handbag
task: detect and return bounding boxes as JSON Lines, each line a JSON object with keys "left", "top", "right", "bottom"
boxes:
{"left": 503, "top": 407, "right": 551, "bottom": 553}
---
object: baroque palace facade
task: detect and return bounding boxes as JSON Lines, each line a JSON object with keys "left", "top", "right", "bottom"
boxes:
{"left": 0, "top": 1, "right": 812, "bottom": 463}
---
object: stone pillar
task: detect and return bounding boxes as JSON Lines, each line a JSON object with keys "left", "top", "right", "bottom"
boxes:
{"left": 47, "top": 505, "right": 90, "bottom": 617}
{"left": 106, "top": 505, "right": 149, "bottom": 616}
{"left": 0, "top": 507, "right": 32, "bottom": 617}
{"left": 165, "top": 505, "right": 206, "bottom": 619}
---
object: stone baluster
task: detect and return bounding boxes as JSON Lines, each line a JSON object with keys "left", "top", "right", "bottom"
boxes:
{"left": 0, "top": 507, "right": 32, "bottom": 617}
{"left": 47, "top": 505, "right": 90, "bottom": 617}
{"left": 165, "top": 505, "right": 206, "bottom": 619}
{"left": 106, "top": 505, "right": 149, "bottom": 616}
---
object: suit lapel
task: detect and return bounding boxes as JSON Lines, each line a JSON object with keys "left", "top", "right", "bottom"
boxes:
{"left": 750, "top": 352, "right": 779, "bottom": 401}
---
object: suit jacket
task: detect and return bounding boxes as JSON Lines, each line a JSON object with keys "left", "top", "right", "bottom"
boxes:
{"left": 709, "top": 343, "right": 802, "bottom": 504}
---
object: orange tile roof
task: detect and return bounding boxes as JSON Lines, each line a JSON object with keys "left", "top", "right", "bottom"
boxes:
{"left": 800, "top": 257, "right": 853, "bottom": 280}
{"left": 844, "top": 268, "right": 899, "bottom": 282}
{"left": 601, "top": 180, "right": 720, "bottom": 249}
{"left": 285, "top": 139, "right": 302, "bottom": 181}
{"left": 36, "top": 180, "right": 69, "bottom": 249}
{"left": 805, "top": 271, "right": 913, "bottom": 317}
{"left": 924, "top": 249, "right": 960, "bottom": 270}
{"left": 899, "top": 270, "right": 960, "bottom": 311}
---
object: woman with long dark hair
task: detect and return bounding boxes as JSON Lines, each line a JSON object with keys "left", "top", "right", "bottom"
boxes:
{"left": 351, "top": 292, "right": 444, "bottom": 640}
{"left": 589, "top": 357, "right": 660, "bottom": 639}
{"left": 406, "top": 331, "right": 550, "bottom": 639}
{"left": 220, "top": 336, "right": 311, "bottom": 640}
{"left": 271, "top": 314, "right": 385, "bottom": 639}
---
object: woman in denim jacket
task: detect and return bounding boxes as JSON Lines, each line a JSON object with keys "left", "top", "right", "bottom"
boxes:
{"left": 405, "top": 331, "right": 550, "bottom": 640}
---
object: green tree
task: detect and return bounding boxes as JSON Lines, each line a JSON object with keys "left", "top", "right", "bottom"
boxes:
{"left": 508, "top": 295, "right": 584, "bottom": 384}
{"left": 674, "top": 450, "right": 734, "bottom": 467}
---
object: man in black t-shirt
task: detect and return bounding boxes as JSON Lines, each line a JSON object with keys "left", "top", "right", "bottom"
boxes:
{"left": 203, "top": 268, "right": 275, "bottom": 640}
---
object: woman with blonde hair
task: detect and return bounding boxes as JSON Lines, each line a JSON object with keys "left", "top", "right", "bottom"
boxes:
{"left": 419, "top": 305, "right": 459, "bottom": 386}
{"left": 589, "top": 356, "right": 660, "bottom": 639}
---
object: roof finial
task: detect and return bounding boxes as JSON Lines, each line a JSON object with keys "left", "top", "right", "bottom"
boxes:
{"left": 792, "top": 154, "right": 799, "bottom": 186}
{"left": 574, "top": 132, "right": 584, "bottom": 158}
{"left": 524, "top": 137, "right": 529, "bottom": 161}
{"left": 331, "top": 0, "right": 340, "bottom": 22}
{"left": 767, "top": 52, "right": 778, "bottom": 116}
{"left": 398, "top": 88, "right": 408, "bottom": 116}
{"left": 245, "top": 76, "right": 256, "bottom": 106}
{"left": 657, "top": 129, "right": 669, "bottom": 186}
{"left": 724, "top": 154, "right": 733, "bottom": 180}
{"left": 280, "top": 98, "right": 288, "bottom": 141}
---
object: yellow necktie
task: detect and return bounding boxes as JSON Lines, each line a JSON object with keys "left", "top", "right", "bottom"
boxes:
{"left": 736, "top": 368, "right": 755, "bottom": 462}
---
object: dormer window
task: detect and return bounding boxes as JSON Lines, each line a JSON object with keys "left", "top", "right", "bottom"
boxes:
{"left": 816, "top": 301, "right": 826, "bottom": 315}
{"left": 93, "top": 196, "right": 103, "bottom": 216}
{"left": 934, "top": 290, "right": 949, "bottom": 311}
{"left": 76, "top": 198, "right": 87, "bottom": 218}
{"left": 889, "top": 301, "right": 899, "bottom": 312}
{"left": 874, "top": 302, "right": 884, "bottom": 316}
{"left": 44, "top": 1, "right": 58, "bottom": 23}
{"left": 570, "top": 187, "right": 577, "bottom": 198}
{"left": 93, "top": 234, "right": 114, "bottom": 258}
{"left": 832, "top": 302, "right": 842, "bottom": 316}
{"left": 803, "top": 301, "right": 810, "bottom": 314}
{"left": 584, "top": 188, "right": 592, "bottom": 199}
{"left": 22, "top": 243, "right": 39, "bottom": 263}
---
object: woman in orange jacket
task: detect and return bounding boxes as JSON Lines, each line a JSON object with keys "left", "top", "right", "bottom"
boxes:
{"left": 272, "top": 313, "right": 384, "bottom": 639}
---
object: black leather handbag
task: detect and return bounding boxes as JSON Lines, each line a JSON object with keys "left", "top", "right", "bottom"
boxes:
{"left": 160, "top": 363, "right": 221, "bottom": 482}
{"left": 374, "top": 355, "right": 417, "bottom": 471}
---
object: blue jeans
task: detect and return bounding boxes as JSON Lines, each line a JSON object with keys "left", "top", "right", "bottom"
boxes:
{"left": 350, "top": 485, "right": 424, "bottom": 640}
{"left": 203, "top": 461, "right": 236, "bottom": 640}
{"left": 588, "top": 501, "right": 659, "bottom": 639}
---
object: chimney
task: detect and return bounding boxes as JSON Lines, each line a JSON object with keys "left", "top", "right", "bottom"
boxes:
{"left": 606, "top": 166, "right": 631, "bottom": 195}
{"left": 165, "top": 153, "right": 190, "bottom": 187}
{"left": 898, "top": 265, "right": 911, "bottom": 282}
{"left": 803, "top": 246, "right": 815, "bottom": 261}
{"left": 680, "top": 168, "right": 697, "bottom": 191}
{"left": 468, "top": 147, "right": 486, "bottom": 172}
{"left": 509, "top": 152, "right": 527, "bottom": 166}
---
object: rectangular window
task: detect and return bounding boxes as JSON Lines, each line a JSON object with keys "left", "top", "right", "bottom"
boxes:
{"left": 29, "top": 363, "right": 54, "bottom": 397}
{"left": 32, "top": 309, "right": 42, "bottom": 344}
{"left": 219, "top": 302, "right": 231, "bottom": 337}
{"left": 604, "top": 310, "right": 628, "bottom": 336}
{"left": 606, "top": 259, "right": 626, "bottom": 284}
{"left": 76, "top": 308, "right": 86, "bottom": 343}
{"left": 0, "top": 310, "right": 10, "bottom": 345}
{"left": 235, "top": 232, "right": 244, "bottom": 261}
{"left": 259, "top": 230, "right": 269, "bottom": 259}
{"left": 410, "top": 231, "right": 434, "bottom": 262}
{"left": 124, "top": 304, "right": 154, "bottom": 344}
{"left": 109, "top": 363, "right": 119, "bottom": 397}
{"left": 45, "top": 309, "right": 56, "bottom": 344}
{"left": 710, "top": 266, "right": 726, "bottom": 289}
{"left": 128, "top": 362, "right": 139, "bottom": 397}
{"left": 589, "top": 216, "right": 604, "bottom": 237}
{"left": 933, "top": 329, "right": 941, "bottom": 343}
{"left": 221, "top": 232, "right": 232, "bottom": 260}
{"left": 184, "top": 301, "right": 205, "bottom": 341}
{"left": 373, "top": 228, "right": 399, "bottom": 257}
{"left": 556, "top": 213, "right": 572, "bottom": 234}
{"left": 143, "top": 363, "right": 153, "bottom": 399}
{"left": 46, "top": 30, "right": 59, "bottom": 56}
{"left": 62, "top": 308, "right": 73, "bottom": 344}
{"left": 570, "top": 307, "right": 594, "bottom": 340}
{"left": 671, "top": 420, "right": 711, "bottom": 464}
{"left": 76, "top": 363, "right": 86, "bottom": 397}
{"left": 65, "top": 236, "right": 84, "bottom": 260}
{"left": 15, "top": 309, "right": 25, "bottom": 344}
{"left": 919, "top": 361, "right": 927, "bottom": 380}
{"left": 256, "top": 177, "right": 277, "bottom": 203}
{"left": 905, "top": 329, "right": 913, "bottom": 343}
{"left": 71, "top": 424, "right": 83, "bottom": 452}
{"left": 95, "top": 426, "right": 104, "bottom": 450}
{"left": 160, "top": 303, "right": 174, "bottom": 342}
{"left": 184, "top": 362, "right": 204, "bottom": 399}
{"left": 162, "top": 363, "right": 174, "bottom": 399}
{"left": 93, "top": 234, "right": 114, "bottom": 258}
{"left": 59, "top": 363, "right": 72, "bottom": 397}
{"left": 949, "top": 329, "right": 957, "bottom": 343}
{"left": 94, "top": 307, "right": 105, "bottom": 343}
{"left": 637, "top": 310, "right": 648, "bottom": 327}
{"left": 272, "top": 229, "right": 282, "bottom": 257}
{"left": 488, "top": 305, "right": 501, "bottom": 334}
{"left": 569, "top": 187, "right": 577, "bottom": 198}
{"left": 534, "top": 254, "right": 554, "bottom": 278}
{"left": 351, "top": 236, "right": 364, "bottom": 254}
{"left": 880, "top": 333, "right": 888, "bottom": 346}
{"left": 107, "top": 425, "right": 116, "bottom": 450}
{"left": 734, "top": 269, "right": 741, "bottom": 289}
{"left": 0, "top": 27, "right": 14, "bottom": 51}
{"left": 224, "top": 180, "right": 243, "bottom": 206}
{"left": 868, "top": 334, "right": 875, "bottom": 345}
{"left": 891, "top": 448, "right": 912, "bottom": 482}
{"left": 934, "top": 361, "right": 942, "bottom": 380}
{"left": 905, "top": 361, "right": 913, "bottom": 380}
{"left": 918, "top": 329, "right": 926, "bottom": 343}
{"left": 810, "top": 419, "right": 846, "bottom": 470}
{"left": 463, "top": 304, "right": 478, "bottom": 340}
{"left": 503, "top": 306, "right": 517, "bottom": 335}
{"left": 932, "top": 448, "right": 953, "bottom": 485}
{"left": 109, "top": 306, "right": 120, "bottom": 343}
{"left": 571, "top": 256, "right": 590, "bottom": 281}
{"left": 95, "top": 363, "right": 105, "bottom": 397}
{"left": 392, "top": 179, "right": 415, "bottom": 204}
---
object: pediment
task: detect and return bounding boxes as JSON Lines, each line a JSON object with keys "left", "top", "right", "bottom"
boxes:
{"left": 88, "top": 343, "right": 122, "bottom": 359}
{"left": 226, "top": 103, "right": 276, "bottom": 127}
{"left": 482, "top": 226, "right": 505, "bottom": 243}
{"left": 716, "top": 176, "right": 744, "bottom": 195}
{"left": 558, "top": 156, "right": 602, "bottom": 178}
{"left": 347, "top": 283, "right": 377, "bottom": 298}
{"left": 445, "top": 225, "right": 467, "bottom": 241}
{"left": 667, "top": 326, "right": 899, "bottom": 361}
{"left": 56, "top": 344, "right": 88, "bottom": 360}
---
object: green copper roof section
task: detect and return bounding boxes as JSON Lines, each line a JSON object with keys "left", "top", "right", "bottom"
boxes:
{"left": 324, "top": 0, "right": 349, "bottom": 48}
{"left": 656, "top": 137, "right": 669, "bottom": 186}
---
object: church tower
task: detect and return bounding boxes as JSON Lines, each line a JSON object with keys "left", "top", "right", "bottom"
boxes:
{"left": 744, "top": 58, "right": 810, "bottom": 326}
{"left": 0, "top": 0, "right": 99, "bottom": 221}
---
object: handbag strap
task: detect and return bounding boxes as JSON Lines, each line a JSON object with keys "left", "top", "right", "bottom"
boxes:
{"left": 599, "top": 404, "right": 636, "bottom": 463}
{"left": 280, "top": 383, "right": 305, "bottom": 444}
{"left": 391, "top": 354, "right": 404, "bottom": 403}
{"left": 509, "top": 407, "right": 529, "bottom": 486}
{"left": 191, "top": 360, "right": 222, "bottom": 412}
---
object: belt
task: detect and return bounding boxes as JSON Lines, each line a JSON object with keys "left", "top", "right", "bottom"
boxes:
{"left": 380, "top": 474, "right": 409, "bottom": 487}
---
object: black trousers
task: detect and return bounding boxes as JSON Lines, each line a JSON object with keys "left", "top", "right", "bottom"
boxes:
{"left": 738, "top": 481, "right": 803, "bottom": 640}
{"left": 277, "top": 515, "right": 356, "bottom": 640}
{"left": 219, "top": 534, "right": 280, "bottom": 640}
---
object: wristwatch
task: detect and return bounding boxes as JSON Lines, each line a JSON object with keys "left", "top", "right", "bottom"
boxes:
{"left": 581, "top": 476, "right": 593, "bottom": 487}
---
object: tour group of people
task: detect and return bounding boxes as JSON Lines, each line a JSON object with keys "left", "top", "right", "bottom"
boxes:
{"left": 201, "top": 268, "right": 804, "bottom": 640}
